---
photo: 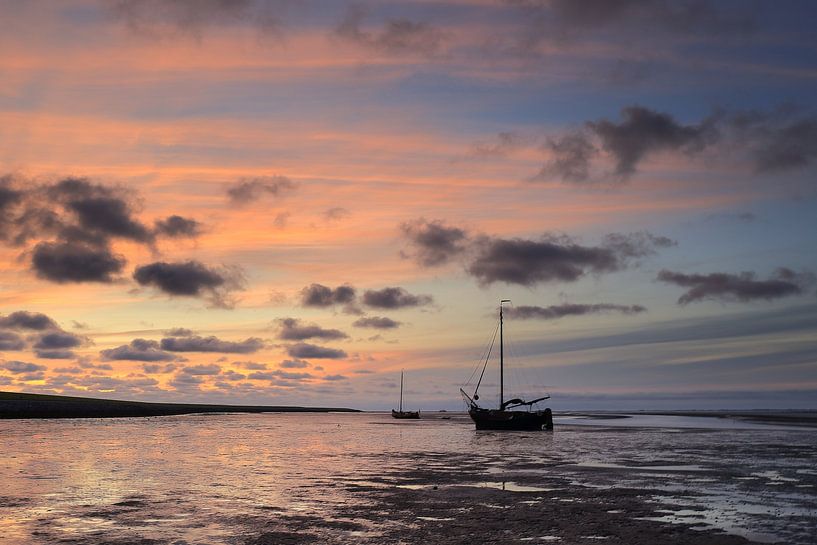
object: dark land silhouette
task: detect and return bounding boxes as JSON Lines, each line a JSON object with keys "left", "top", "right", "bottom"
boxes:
{"left": 0, "top": 391, "right": 359, "bottom": 419}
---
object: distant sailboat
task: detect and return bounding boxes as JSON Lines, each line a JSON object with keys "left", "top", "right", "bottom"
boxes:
{"left": 461, "top": 300, "right": 553, "bottom": 431}
{"left": 392, "top": 370, "right": 420, "bottom": 419}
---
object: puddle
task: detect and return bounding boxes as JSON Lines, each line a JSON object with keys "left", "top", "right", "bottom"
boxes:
{"left": 473, "top": 482, "right": 553, "bottom": 493}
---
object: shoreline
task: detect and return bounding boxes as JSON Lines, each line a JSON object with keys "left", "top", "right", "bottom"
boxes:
{"left": 0, "top": 391, "right": 359, "bottom": 419}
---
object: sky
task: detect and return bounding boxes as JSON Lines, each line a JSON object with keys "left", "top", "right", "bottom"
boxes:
{"left": 0, "top": 0, "right": 816, "bottom": 411}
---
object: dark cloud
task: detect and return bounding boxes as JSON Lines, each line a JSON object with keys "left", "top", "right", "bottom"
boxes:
{"left": 271, "top": 369, "right": 314, "bottom": 380}
{"left": 280, "top": 358, "right": 309, "bottom": 368}
{"left": 154, "top": 215, "right": 203, "bottom": 238}
{"left": 180, "top": 363, "right": 222, "bottom": 376}
{"left": 286, "top": 342, "right": 347, "bottom": 359}
{"left": 336, "top": 5, "right": 444, "bottom": 57}
{"left": 32, "top": 241, "right": 126, "bottom": 283}
{"left": 276, "top": 318, "right": 348, "bottom": 341}
{"left": 68, "top": 196, "right": 153, "bottom": 243}
{"left": 505, "top": 0, "right": 755, "bottom": 54}
{"left": 222, "top": 370, "right": 246, "bottom": 381}
{"left": 226, "top": 176, "right": 297, "bottom": 204}
{"left": 32, "top": 331, "right": 83, "bottom": 350}
{"left": 539, "top": 105, "right": 817, "bottom": 184}
{"left": 352, "top": 316, "right": 401, "bottom": 329}
{"left": 323, "top": 374, "right": 348, "bottom": 381}
{"left": 0, "top": 331, "right": 26, "bottom": 351}
{"left": 142, "top": 362, "right": 178, "bottom": 374}
{"left": 101, "top": 339, "right": 179, "bottom": 361}
{"left": 400, "top": 219, "right": 469, "bottom": 267}
{"left": 247, "top": 371, "right": 276, "bottom": 380}
{"left": 0, "top": 175, "right": 208, "bottom": 287}
{"left": 0, "top": 311, "right": 59, "bottom": 331}
{"left": 235, "top": 361, "right": 267, "bottom": 370}
{"left": 35, "top": 349, "right": 76, "bottom": 359}
{"left": 657, "top": 268, "right": 815, "bottom": 305}
{"left": 110, "top": 0, "right": 287, "bottom": 37}
{"left": 588, "top": 106, "right": 719, "bottom": 181}
{"left": 507, "top": 303, "right": 647, "bottom": 320}
{"left": 727, "top": 109, "right": 817, "bottom": 173}
{"left": 300, "top": 283, "right": 357, "bottom": 307}
{"left": 539, "top": 131, "right": 597, "bottom": 183}
{"left": 133, "top": 260, "right": 244, "bottom": 307}
{"left": 160, "top": 335, "right": 264, "bottom": 353}
{"left": 467, "top": 231, "right": 672, "bottom": 287}
{"left": 362, "top": 287, "right": 433, "bottom": 309}
{"left": 2, "top": 360, "right": 46, "bottom": 374}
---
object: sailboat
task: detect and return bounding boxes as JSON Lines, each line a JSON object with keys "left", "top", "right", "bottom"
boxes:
{"left": 461, "top": 300, "right": 553, "bottom": 431}
{"left": 391, "top": 370, "right": 420, "bottom": 419}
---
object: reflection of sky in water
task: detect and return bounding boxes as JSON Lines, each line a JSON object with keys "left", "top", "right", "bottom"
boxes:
{"left": 1, "top": 413, "right": 815, "bottom": 544}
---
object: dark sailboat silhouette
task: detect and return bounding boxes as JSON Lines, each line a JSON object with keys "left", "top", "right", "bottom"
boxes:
{"left": 392, "top": 370, "right": 420, "bottom": 419}
{"left": 461, "top": 300, "right": 553, "bottom": 431}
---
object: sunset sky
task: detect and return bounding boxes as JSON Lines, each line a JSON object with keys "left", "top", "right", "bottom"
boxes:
{"left": 1, "top": 0, "right": 816, "bottom": 410}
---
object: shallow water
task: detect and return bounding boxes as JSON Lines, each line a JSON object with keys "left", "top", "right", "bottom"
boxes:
{"left": 1, "top": 412, "right": 815, "bottom": 544}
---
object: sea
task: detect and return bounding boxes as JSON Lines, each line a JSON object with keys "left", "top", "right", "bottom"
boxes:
{"left": 1, "top": 412, "right": 815, "bottom": 544}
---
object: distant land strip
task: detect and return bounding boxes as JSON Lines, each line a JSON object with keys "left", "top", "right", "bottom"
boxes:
{"left": 0, "top": 391, "right": 359, "bottom": 419}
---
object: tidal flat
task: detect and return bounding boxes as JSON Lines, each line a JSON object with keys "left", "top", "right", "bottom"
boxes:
{"left": 1, "top": 412, "right": 815, "bottom": 544}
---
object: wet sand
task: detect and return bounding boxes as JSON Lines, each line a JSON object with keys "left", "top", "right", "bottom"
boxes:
{"left": 3, "top": 413, "right": 815, "bottom": 544}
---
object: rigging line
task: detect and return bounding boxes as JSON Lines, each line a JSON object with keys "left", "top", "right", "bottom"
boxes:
{"left": 474, "top": 321, "right": 499, "bottom": 398}
{"left": 464, "top": 319, "right": 499, "bottom": 386}
{"left": 463, "top": 320, "right": 498, "bottom": 386}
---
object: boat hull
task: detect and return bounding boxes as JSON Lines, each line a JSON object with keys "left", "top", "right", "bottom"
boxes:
{"left": 392, "top": 409, "right": 420, "bottom": 419}
{"left": 469, "top": 407, "right": 553, "bottom": 430}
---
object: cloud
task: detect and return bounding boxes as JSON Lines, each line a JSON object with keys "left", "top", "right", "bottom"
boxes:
{"left": 226, "top": 176, "right": 297, "bottom": 205}
{"left": 507, "top": 303, "right": 647, "bottom": 320}
{"left": 35, "top": 350, "right": 76, "bottom": 359}
{"left": 0, "top": 331, "right": 26, "bottom": 351}
{"left": 142, "top": 362, "right": 178, "bottom": 374}
{"left": 0, "top": 311, "right": 59, "bottom": 331}
{"left": 271, "top": 370, "right": 314, "bottom": 380}
{"left": 2, "top": 360, "right": 46, "bottom": 374}
{"left": 133, "top": 260, "right": 244, "bottom": 307}
{"left": 352, "top": 316, "right": 401, "bottom": 329}
{"left": 0, "top": 176, "right": 203, "bottom": 287}
{"left": 276, "top": 318, "right": 348, "bottom": 341}
{"left": 657, "top": 268, "right": 815, "bottom": 305}
{"left": 400, "top": 219, "right": 469, "bottom": 267}
{"left": 180, "top": 363, "right": 222, "bottom": 376}
{"left": 110, "top": 0, "right": 288, "bottom": 37}
{"left": 471, "top": 132, "right": 527, "bottom": 158}
{"left": 727, "top": 109, "right": 817, "bottom": 173}
{"left": 280, "top": 358, "right": 309, "bottom": 368}
{"left": 362, "top": 287, "right": 433, "bottom": 309}
{"left": 286, "top": 342, "right": 347, "bottom": 359}
{"left": 324, "top": 207, "right": 350, "bottom": 221}
{"left": 336, "top": 5, "right": 445, "bottom": 57}
{"left": 164, "top": 327, "right": 195, "bottom": 337}
{"left": 160, "top": 335, "right": 265, "bottom": 353}
{"left": 539, "top": 105, "right": 817, "bottom": 184}
{"left": 101, "top": 339, "right": 179, "bottom": 361}
{"left": 588, "top": 106, "right": 719, "bottom": 180}
{"left": 539, "top": 131, "right": 597, "bottom": 183}
{"left": 32, "top": 241, "right": 126, "bottom": 283}
{"left": 154, "top": 215, "right": 203, "bottom": 238}
{"left": 32, "top": 331, "right": 84, "bottom": 350}
{"left": 400, "top": 218, "right": 674, "bottom": 287}
{"left": 467, "top": 231, "right": 672, "bottom": 287}
{"left": 300, "top": 283, "right": 357, "bottom": 307}
{"left": 323, "top": 374, "right": 348, "bottom": 381}
{"left": 235, "top": 361, "right": 267, "bottom": 370}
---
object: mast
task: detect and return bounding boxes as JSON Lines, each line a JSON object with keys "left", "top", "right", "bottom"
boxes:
{"left": 399, "top": 370, "right": 403, "bottom": 412}
{"left": 499, "top": 299, "right": 510, "bottom": 408}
